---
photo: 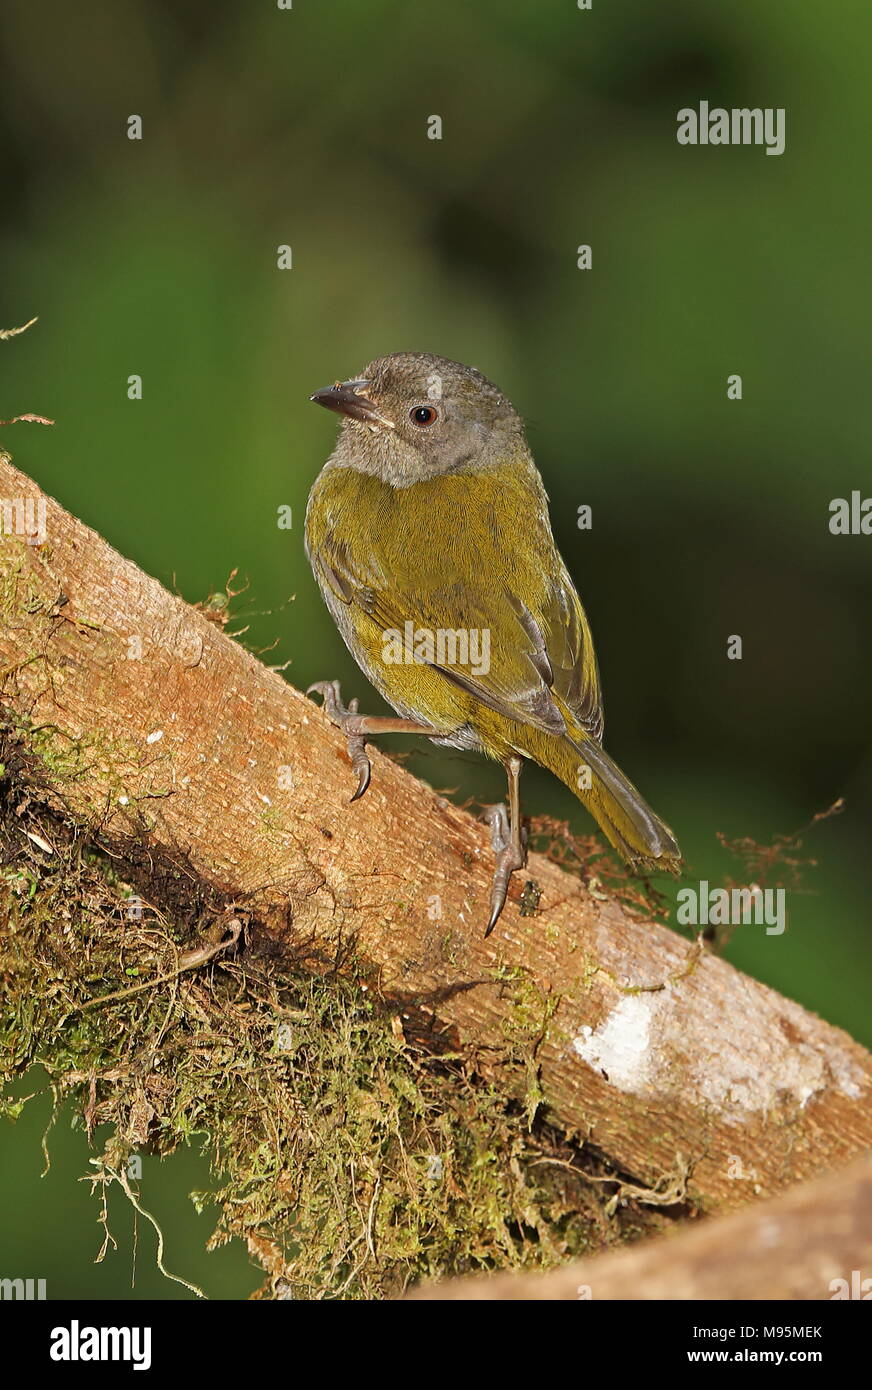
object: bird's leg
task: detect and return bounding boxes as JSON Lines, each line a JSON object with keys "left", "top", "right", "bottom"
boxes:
{"left": 482, "top": 755, "right": 528, "bottom": 937}
{"left": 307, "top": 680, "right": 442, "bottom": 802}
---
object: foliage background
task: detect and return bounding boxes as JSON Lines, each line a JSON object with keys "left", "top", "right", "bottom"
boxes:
{"left": 1, "top": 0, "right": 870, "bottom": 1298}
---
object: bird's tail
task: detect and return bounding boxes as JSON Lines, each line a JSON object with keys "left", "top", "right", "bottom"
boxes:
{"left": 552, "top": 733, "right": 681, "bottom": 871}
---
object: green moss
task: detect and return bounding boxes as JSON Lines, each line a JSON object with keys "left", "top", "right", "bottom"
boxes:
{"left": 0, "top": 712, "right": 685, "bottom": 1298}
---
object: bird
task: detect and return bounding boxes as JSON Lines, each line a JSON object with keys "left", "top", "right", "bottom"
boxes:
{"left": 304, "top": 352, "right": 680, "bottom": 935}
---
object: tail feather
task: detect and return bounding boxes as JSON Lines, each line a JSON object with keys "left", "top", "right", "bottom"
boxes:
{"left": 565, "top": 736, "right": 681, "bottom": 871}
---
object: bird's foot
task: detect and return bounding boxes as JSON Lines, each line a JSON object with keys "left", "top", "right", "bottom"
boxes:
{"left": 307, "top": 680, "right": 441, "bottom": 802}
{"left": 481, "top": 803, "right": 528, "bottom": 938}
{"left": 306, "top": 679, "right": 372, "bottom": 801}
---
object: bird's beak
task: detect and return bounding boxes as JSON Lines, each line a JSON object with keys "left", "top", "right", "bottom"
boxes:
{"left": 309, "top": 379, "right": 395, "bottom": 430}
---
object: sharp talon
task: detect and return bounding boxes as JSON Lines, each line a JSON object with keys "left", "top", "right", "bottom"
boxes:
{"left": 349, "top": 741, "right": 371, "bottom": 801}
{"left": 485, "top": 883, "right": 508, "bottom": 938}
{"left": 485, "top": 852, "right": 517, "bottom": 937}
{"left": 480, "top": 802, "right": 526, "bottom": 937}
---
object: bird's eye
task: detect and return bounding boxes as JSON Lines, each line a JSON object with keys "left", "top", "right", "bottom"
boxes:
{"left": 410, "top": 405, "right": 438, "bottom": 427}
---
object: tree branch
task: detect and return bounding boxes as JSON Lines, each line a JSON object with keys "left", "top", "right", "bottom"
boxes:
{"left": 1, "top": 450, "right": 870, "bottom": 1213}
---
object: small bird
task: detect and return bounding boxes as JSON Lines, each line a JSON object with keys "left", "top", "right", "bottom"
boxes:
{"left": 305, "top": 353, "right": 680, "bottom": 935}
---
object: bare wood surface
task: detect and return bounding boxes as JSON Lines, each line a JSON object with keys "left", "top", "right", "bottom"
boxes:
{"left": 1, "top": 450, "right": 871, "bottom": 1211}
{"left": 406, "top": 1151, "right": 872, "bottom": 1300}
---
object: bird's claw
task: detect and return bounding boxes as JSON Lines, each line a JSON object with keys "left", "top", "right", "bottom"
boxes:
{"left": 306, "top": 679, "right": 372, "bottom": 801}
{"left": 481, "top": 804, "right": 528, "bottom": 937}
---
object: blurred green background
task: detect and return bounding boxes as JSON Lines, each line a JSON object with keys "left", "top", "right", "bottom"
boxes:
{"left": 1, "top": 0, "right": 870, "bottom": 1298}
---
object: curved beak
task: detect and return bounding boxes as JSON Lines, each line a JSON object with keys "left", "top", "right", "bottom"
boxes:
{"left": 309, "top": 379, "right": 395, "bottom": 429}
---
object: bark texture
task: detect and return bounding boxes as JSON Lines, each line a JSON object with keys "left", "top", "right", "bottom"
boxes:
{"left": 1, "top": 450, "right": 870, "bottom": 1213}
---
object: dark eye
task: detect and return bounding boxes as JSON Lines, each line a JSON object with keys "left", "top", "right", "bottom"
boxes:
{"left": 410, "top": 405, "right": 438, "bottom": 426}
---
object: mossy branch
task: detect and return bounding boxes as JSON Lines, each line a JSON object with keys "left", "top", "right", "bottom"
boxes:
{"left": 1, "top": 446, "right": 871, "bottom": 1234}
{"left": 407, "top": 1151, "right": 872, "bottom": 1300}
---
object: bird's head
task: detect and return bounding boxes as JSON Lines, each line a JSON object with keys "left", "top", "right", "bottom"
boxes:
{"left": 310, "top": 351, "right": 525, "bottom": 486}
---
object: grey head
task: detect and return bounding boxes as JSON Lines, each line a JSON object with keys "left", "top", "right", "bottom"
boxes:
{"left": 310, "top": 352, "right": 527, "bottom": 487}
